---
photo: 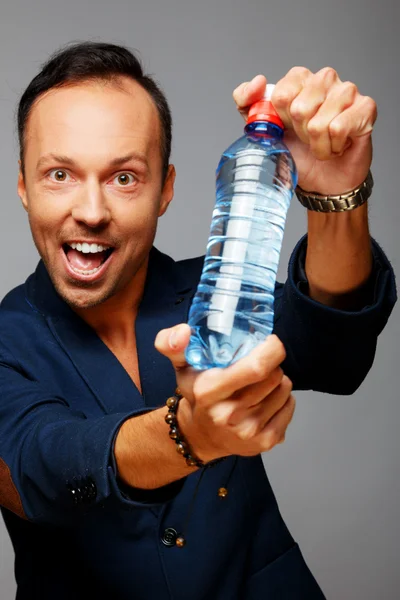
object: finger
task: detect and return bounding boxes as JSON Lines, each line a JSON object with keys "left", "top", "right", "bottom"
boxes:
{"left": 288, "top": 68, "right": 338, "bottom": 145}
{"left": 272, "top": 66, "right": 313, "bottom": 129}
{"left": 154, "top": 323, "right": 192, "bottom": 370}
{"left": 233, "top": 375, "right": 293, "bottom": 440}
{"left": 258, "top": 394, "right": 296, "bottom": 451}
{"left": 210, "top": 366, "right": 284, "bottom": 425}
{"left": 306, "top": 81, "right": 358, "bottom": 160}
{"left": 195, "top": 334, "right": 286, "bottom": 405}
{"left": 233, "top": 74, "right": 267, "bottom": 120}
{"left": 155, "top": 324, "right": 201, "bottom": 400}
{"left": 329, "top": 94, "right": 377, "bottom": 155}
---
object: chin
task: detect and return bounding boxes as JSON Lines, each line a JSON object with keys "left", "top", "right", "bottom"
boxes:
{"left": 66, "top": 294, "right": 108, "bottom": 310}
{"left": 53, "top": 280, "right": 115, "bottom": 310}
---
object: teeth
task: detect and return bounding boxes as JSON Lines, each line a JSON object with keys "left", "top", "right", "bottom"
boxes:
{"left": 70, "top": 264, "right": 102, "bottom": 276}
{"left": 69, "top": 242, "right": 108, "bottom": 253}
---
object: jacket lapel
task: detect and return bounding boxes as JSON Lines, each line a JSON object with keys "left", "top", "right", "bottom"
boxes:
{"left": 47, "top": 314, "right": 145, "bottom": 414}
{"left": 135, "top": 248, "right": 200, "bottom": 409}
{"left": 26, "top": 248, "right": 202, "bottom": 414}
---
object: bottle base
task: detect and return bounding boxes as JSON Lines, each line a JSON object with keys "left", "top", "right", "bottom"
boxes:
{"left": 185, "top": 327, "right": 269, "bottom": 370}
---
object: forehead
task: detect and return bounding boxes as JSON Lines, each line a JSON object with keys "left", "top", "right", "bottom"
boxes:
{"left": 24, "top": 77, "right": 161, "bottom": 166}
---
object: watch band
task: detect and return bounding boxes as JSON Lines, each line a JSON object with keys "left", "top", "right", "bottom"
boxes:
{"left": 295, "top": 170, "right": 374, "bottom": 213}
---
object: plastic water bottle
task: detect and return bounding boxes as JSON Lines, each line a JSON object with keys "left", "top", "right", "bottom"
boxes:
{"left": 185, "top": 84, "right": 298, "bottom": 370}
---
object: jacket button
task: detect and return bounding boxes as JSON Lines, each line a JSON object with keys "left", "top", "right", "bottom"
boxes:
{"left": 161, "top": 527, "right": 178, "bottom": 547}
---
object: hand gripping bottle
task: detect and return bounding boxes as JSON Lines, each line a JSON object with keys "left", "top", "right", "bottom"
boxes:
{"left": 185, "top": 84, "right": 298, "bottom": 370}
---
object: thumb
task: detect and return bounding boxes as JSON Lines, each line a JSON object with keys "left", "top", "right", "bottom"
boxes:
{"left": 154, "top": 323, "right": 192, "bottom": 370}
{"left": 233, "top": 74, "right": 267, "bottom": 120}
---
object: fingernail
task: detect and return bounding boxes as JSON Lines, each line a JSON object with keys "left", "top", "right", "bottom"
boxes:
{"left": 169, "top": 330, "right": 178, "bottom": 349}
{"left": 239, "top": 422, "right": 254, "bottom": 440}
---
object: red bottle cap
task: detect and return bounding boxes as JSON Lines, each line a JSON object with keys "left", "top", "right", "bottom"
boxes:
{"left": 246, "top": 84, "right": 284, "bottom": 129}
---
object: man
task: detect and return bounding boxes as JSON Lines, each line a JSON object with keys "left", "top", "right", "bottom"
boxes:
{"left": 0, "top": 41, "right": 396, "bottom": 599}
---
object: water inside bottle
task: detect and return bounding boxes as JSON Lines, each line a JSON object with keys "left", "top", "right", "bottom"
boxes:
{"left": 185, "top": 123, "right": 297, "bottom": 370}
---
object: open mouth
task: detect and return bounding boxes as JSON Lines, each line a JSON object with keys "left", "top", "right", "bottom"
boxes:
{"left": 62, "top": 242, "right": 115, "bottom": 277}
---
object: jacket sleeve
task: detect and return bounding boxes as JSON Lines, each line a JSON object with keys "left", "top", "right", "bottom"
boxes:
{"left": 273, "top": 235, "right": 397, "bottom": 394}
{"left": 0, "top": 341, "right": 183, "bottom": 526}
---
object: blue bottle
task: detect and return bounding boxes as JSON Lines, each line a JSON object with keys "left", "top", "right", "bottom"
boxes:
{"left": 185, "top": 84, "right": 298, "bottom": 370}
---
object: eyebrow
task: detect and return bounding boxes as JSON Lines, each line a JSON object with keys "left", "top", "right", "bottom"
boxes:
{"left": 36, "top": 152, "right": 149, "bottom": 171}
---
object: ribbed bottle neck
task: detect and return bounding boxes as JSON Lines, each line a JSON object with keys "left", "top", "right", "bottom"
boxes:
{"left": 244, "top": 121, "right": 284, "bottom": 139}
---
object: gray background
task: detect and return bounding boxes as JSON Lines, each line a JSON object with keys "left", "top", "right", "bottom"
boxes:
{"left": 0, "top": 0, "right": 398, "bottom": 598}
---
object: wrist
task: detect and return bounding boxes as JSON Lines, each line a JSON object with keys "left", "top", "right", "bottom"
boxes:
{"left": 305, "top": 203, "right": 373, "bottom": 306}
{"left": 296, "top": 170, "right": 373, "bottom": 212}
{"left": 114, "top": 407, "right": 198, "bottom": 491}
{"left": 177, "top": 396, "right": 225, "bottom": 464}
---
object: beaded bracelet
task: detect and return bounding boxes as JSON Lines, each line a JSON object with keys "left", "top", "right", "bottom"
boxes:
{"left": 165, "top": 388, "right": 225, "bottom": 469}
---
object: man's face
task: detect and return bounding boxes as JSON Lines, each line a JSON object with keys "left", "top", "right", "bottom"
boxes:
{"left": 18, "top": 77, "right": 175, "bottom": 309}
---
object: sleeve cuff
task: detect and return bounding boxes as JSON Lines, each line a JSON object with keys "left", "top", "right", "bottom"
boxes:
{"left": 113, "top": 474, "right": 185, "bottom": 506}
{"left": 108, "top": 410, "right": 186, "bottom": 509}
{"left": 272, "top": 234, "right": 397, "bottom": 394}
{"left": 288, "top": 233, "right": 397, "bottom": 322}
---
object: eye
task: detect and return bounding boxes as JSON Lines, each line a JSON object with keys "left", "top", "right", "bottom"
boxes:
{"left": 48, "top": 169, "right": 71, "bottom": 183}
{"left": 113, "top": 173, "right": 136, "bottom": 186}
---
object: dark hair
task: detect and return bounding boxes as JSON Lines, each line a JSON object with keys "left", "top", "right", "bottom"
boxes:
{"left": 17, "top": 41, "right": 172, "bottom": 181}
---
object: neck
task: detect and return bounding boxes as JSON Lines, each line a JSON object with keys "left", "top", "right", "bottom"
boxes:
{"left": 73, "top": 255, "right": 149, "bottom": 346}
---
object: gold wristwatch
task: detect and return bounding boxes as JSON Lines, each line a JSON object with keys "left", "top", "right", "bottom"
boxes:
{"left": 295, "top": 170, "right": 374, "bottom": 212}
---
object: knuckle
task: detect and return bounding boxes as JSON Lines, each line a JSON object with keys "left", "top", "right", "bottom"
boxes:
{"left": 289, "top": 100, "right": 309, "bottom": 121}
{"left": 237, "top": 423, "right": 255, "bottom": 441}
{"left": 272, "top": 87, "right": 292, "bottom": 108}
{"left": 328, "top": 116, "right": 341, "bottom": 132}
{"left": 264, "top": 428, "right": 281, "bottom": 450}
{"left": 270, "top": 430, "right": 280, "bottom": 446}
{"left": 288, "top": 66, "right": 310, "bottom": 78}
{"left": 362, "top": 95, "right": 377, "bottom": 118}
{"left": 281, "top": 375, "right": 293, "bottom": 395}
{"left": 262, "top": 440, "right": 273, "bottom": 452}
{"left": 251, "top": 357, "right": 269, "bottom": 380}
{"left": 316, "top": 66, "right": 337, "bottom": 82}
{"left": 271, "top": 366, "right": 284, "bottom": 388}
{"left": 341, "top": 81, "right": 358, "bottom": 98}
{"left": 328, "top": 119, "right": 345, "bottom": 137}
{"left": 307, "top": 118, "right": 323, "bottom": 136}
{"left": 209, "top": 401, "right": 234, "bottom": 426}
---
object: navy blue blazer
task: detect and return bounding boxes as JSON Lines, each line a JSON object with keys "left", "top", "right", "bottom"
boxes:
{"left": 0, "top": 236, "right": 396, "bottom": 599}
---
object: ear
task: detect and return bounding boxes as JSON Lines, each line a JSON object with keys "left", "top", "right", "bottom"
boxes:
{"left": 158, "top": 164, "right": 176, "bottom": 217}
{"left": 17, "top": 162, "right": 29, "bottom": 212}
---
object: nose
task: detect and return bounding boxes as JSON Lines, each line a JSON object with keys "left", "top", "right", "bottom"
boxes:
{"left": 71, "top": 180, "right": 111, "bottom": 228}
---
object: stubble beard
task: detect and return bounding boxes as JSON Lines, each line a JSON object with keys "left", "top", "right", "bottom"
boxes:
{"left": 51, "top": 269, "right": 121, "bottom": 310}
